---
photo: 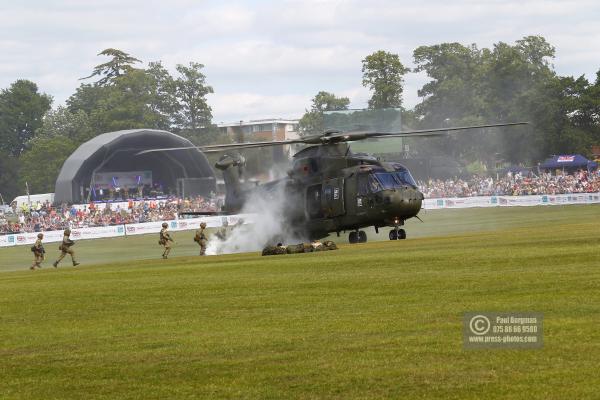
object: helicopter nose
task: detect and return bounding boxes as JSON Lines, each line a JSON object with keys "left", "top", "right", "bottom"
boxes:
{"left": 384, "top": 188, "right": 423, "bottom": 217}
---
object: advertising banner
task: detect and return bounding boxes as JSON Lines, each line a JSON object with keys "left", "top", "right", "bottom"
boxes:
{"left": 72, "top": 225, "right": 125, "bottom": 240}
{"left": 0, "top": 234, "right": 15, "bottom": 248}
{"left": 123, "top": 221, "right": 173, "bottom": 236}
{"left": 423, "top": 193, "right": 600, "bottom": 209}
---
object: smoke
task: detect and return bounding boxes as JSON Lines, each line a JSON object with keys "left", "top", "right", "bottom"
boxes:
{"left": 206, "top": 180, "right": 306, "bottom": 255}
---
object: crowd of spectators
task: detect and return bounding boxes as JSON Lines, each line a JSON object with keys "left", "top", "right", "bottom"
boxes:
{"left": 419, "top": 170, "right": 600, "bottom": 198}
{"left": 3, "top": 170, "right": 600, "bottom": 235}
{"left": 0, "top": 195, "right": 220, "bottom": 235}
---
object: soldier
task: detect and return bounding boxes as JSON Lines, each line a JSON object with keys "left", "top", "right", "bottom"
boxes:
{"left": 159, "top": 222, "right": 174, "bottom": 259}
{"left": 30, "top": 233, "right": 45, "bottom": 270}
{"left": 215, "top": 220, "right": 228, "bottom": 241}
{"left": 194, "top": 222, "right": 208, "bottom": 256}
{"left": 261, "top": 243, "right": 287, "bottom": 256}
{"left": 53, "top": 228, "right": 79, "bottom": 267}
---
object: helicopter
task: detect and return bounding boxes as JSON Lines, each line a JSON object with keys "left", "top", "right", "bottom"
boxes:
{"left": 138, "top": 122, "right": 526, "bottom": 243}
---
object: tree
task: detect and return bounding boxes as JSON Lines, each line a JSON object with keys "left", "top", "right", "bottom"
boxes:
{"left": 19, "top": 136, "right": 78, "bottom": 194}
{"left": 146, "top": 61, "right": 179, "bottom": 130}
{"left": 66, "top": 83, "right": 107, "bottom": 116}
{"left": 81, "top": 48, "right": 142, "bottom": 86}
{"left": 299, "top": 91, "right": 350, "bottom": 135}
{"left": 0, "top": 151, "right": 20, "bottom": 200}
{"left": 311, "top": 91, "right": 350, "bottom": 112}
{"left": 362, "top": 50, "right": 409, "bottom": 109}
{"left": 36, "top": 106, "right": 94, "bottom": 142}
{"left": 411, "top": 36, "right": 562, "bottom": 165}
{"left": 0, "top": 80, "right": 52, "bottom": 155}
{"left": 413, "top": 43, "right": 486, "bottom": 126}
{"left": 89, "top": 69, "right": 167, "bottom": 132}
{"left": 483, "top": 37, "right": 556, "bottom": 163}
{"left": 173, "top": 62, "right": 214, "bottom": 132}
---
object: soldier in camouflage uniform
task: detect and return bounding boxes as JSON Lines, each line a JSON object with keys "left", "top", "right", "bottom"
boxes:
{"left": 30, "top": 233, "right": 45, "bottom": 270}
{"left": 262, "top": 240, "right": 338, "bottom": 256}
{"left": 159, "top": 222, "right": 174, "bottom": 259}
{"left": 215, "top": 220, "right": 228, "bottom": 241}
{"left": 53, "top": 229, "right": 79, "bottom": 267}
{"left": 194, "top": 222, "right": 208, "bottom": 256}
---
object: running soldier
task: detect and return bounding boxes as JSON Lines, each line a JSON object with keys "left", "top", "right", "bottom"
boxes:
{"left": 53, "top": 229, "right": 79, "bottom": 267}
{"left": 159, "top": 222, "right": 174, "bottom": 259}
{"left": 30, "top": 233, "right": 45, "bottom": 270}
{"left": 194, "top": 222, "right": 208, "bottom": 256}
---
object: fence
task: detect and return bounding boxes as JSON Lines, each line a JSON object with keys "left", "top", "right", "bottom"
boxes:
{"left": 0, "top": 214, "right": 254, "bottom": 248}
{"left": 422, "top": 192, "right": 600, "bottom": 209}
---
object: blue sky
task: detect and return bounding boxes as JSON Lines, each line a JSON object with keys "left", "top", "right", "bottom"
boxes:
{"left": 1, "top": 0, "right": 599, "bottom": 123}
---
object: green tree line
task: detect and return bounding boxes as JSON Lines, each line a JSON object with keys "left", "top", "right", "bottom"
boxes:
{"left": 1, "top": 37, "right": 599, "bottom": 201}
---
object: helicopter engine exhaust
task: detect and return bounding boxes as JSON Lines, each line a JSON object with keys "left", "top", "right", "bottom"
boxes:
{"left": 215, "top": 154, "right": 246, "bottom": 213}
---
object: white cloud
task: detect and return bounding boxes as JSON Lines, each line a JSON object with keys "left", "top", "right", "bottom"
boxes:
{"left": 1, "top": 0, "right": 600, "bottom": 122}
{"left": 210, "top": 92, "right": 308, "bottom": 123}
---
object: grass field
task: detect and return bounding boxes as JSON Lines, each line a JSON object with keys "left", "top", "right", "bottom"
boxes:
{"left": 1, "top": 205, "right": 599, "bottom": 399}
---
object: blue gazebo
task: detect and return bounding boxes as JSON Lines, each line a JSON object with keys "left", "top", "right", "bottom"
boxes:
{"left": 539, "top": 154, "right": 598, "bottom": 173}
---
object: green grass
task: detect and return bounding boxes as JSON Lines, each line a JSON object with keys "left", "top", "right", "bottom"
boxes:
{"left": 1, "top": 205, "right": 599, "bottom": 399}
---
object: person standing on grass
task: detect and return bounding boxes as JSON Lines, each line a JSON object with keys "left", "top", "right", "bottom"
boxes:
{"left": 159, "top": 222, "right": 174, "bottom": 259}
{"left": 30, "top": 233, "right": 45, "bottom": 270}
{"left": 194, "top": 222, "right": 208, "bottom": 256}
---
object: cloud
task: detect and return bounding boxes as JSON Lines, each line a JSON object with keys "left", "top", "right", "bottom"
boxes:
{"left": 210, "top": 92, "right": 308, "bottom": 123}
{"left": 1, "top": 0, "right": 599, "bottom": 123}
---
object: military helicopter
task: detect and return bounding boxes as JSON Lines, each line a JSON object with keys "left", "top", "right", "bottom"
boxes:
{"left": 138, "top": 122, "right": 526, "bottom": 243}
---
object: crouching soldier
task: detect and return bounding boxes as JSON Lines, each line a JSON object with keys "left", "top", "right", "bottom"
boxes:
{"left": 30, "top": 233, "right": 45, "bottom": 270}
{"left": 194, "top": 222, "right": 208, "bottom": 256}
{"left": 159, "top": 222, "right": 174, "bottom": 259}
{"left": 312, "top": 240, "right": 338, "bottom": 251}
{"left": 262, "top": 243, "right": 288, "bottom": 256}
{"left": 53, "top": 228, "right": 79, "bottom": 267}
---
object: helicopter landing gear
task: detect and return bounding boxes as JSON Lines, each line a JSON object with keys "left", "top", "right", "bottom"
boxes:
{"left": 349, "top": 230, "right": 367, "bottom": 244}
{"left": 358, "top": 230, "right": 367, "bottom": 243}
{"left": 389, "top": 228, "right": 406, "bottom": 240}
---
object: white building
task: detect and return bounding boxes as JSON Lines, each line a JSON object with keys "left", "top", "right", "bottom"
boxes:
{"left": 217, "top": 119, "right": 300, "bottom": 143}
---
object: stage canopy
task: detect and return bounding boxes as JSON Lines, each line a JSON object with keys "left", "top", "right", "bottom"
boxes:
{"left": 54, "top": 129, "right": 215, "bottom": 204}
{"left": 539, "top": 154, "right": 598, "bottom": 172}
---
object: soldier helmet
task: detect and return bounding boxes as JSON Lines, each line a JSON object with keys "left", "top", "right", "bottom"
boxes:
{"left": 64, "top": 228, "right": 71, "bottom": 235}
{"left": 162, "top": 222, "right": 168, "bottom": 228}
{"left": 37, "top": 233, "right": 43, "bottom": 239}
{"left": 200, "top": 222, "right": 207, "bottom": 228}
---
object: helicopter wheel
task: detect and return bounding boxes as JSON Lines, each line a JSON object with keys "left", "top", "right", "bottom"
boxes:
{"left": 358, "top": 230, "right": 367, "bottom": 243}
{"left": 398, "top": 229, "right": 407, "bottom": 240}
{"left": 389, "top": 230, "right": 398, "bottom": 240}
{"left": 349, "top": 231, "right": 358, "bottom": 244}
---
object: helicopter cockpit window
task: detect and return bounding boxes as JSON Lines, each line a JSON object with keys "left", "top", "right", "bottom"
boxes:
{"left": 369, "top": 174, "right": 384, "bottom": 192}
{"left": 368, "top": 171, "right": 417, "bottom": 192}
{"left": 358, "top": 174, "right": 370, "bottom": 195}
{"left": 393, "top": 170, "right": 417, "bottom": 187}
{"left": 373, "top": 173, "right": 397, "bottom": 190}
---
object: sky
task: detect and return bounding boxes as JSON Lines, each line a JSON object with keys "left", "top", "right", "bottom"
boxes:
{"left": 1, "top": 0, "right": 599, "bottom": 124}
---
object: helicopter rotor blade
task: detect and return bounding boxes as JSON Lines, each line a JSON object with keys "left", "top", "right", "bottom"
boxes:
{"left": 134, "top": 122, "right": 528, "bottom": 155}
{"left": 365, "top": 121, "right": 529, "bottom": 139}
{"left": 135, "top": 139, "right": 307, "bottom": 156}
{"left": 323, "top": 122, "right": 529, "bottom": 142}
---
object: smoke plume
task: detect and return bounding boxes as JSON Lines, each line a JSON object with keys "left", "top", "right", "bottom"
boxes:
{"left": 206, "top": 181, "right": 306, "bottom": 255}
